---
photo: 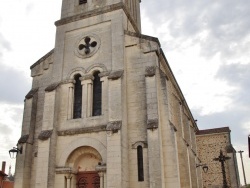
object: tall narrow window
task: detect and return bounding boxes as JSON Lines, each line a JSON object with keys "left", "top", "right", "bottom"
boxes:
{"left": 137, "top": 146, "right": 144, "bottom": 181}
{"left": 92, "top": 71, "right": 102, "bottom": 116}
{"left": 79, "top": 0, "right": 87, "bottom": 5}
{"left": 73, "top": 74, "right": 82, "bottom": 119}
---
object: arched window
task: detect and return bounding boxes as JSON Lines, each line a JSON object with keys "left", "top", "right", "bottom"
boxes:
{"left": 92, "top": 71, "right": 102, "bottom": 116}
{"left": 137, "top": 145, "right": 144, "bottom": 181}
{"left": 79, "top": 0, "right": 87, "bottom": 5}
{"left": 73, "top": 74, "right": 82, "bottom": 119}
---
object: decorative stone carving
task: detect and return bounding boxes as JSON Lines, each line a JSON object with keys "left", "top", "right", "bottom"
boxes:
{"left": 145, "top": 66, "right": 156, "bottom": 77}
{"left": 25, "top": 88, "right": 39, "bottom": 99}
{"left": 147, "top": 119, "right": 158, "bottom": 130}
{"left": 106, "top": 121, "right": 122, "bottom": 133}
{"left": 80, "top": 74, "right": 95, "bottom": 81}
{"left": 75, "top": 34, "right": 100, "bottom": 59}
{"left": 18, "top": 134, "right": 29, "bottom": 144}
{"left": 108, "top": 70, "right": 124, "bottom": 80}
{"left": 38, "top": 130, "right": 53, "bottom": 141}
{"left": 45, "top": 82, "right": 60, "bottom": 92}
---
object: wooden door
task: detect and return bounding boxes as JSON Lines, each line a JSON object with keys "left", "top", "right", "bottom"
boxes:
{"left": 76, "top": 171, "right": 100, "bottom": 188}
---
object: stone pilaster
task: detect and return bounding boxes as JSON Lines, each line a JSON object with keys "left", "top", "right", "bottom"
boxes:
{"left": 35, "top": 89, "right": 57, "bottom": 188}
{"left": 15, "top": 88, "right": 38, "bottom": 188}
{"left": 145, "top": 67, "right": 162, "bottom": 188}
{"left": 106, "top": 71, "right": 123, "bottom": 188}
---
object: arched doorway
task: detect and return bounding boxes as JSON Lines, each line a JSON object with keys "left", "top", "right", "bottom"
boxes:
{"left": 66, "top": 146, "right": 102, "bottom": 188}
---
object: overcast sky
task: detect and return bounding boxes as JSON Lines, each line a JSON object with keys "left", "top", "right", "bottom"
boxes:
{"left": 0, "top": 0, "right": 249, "bottom": 185}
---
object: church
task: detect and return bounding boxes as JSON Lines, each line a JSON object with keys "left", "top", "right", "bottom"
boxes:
{"left": 14, "top": 0, "right": 205, "bottom": 187}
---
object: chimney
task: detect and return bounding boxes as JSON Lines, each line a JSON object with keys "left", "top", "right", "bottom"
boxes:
{"left": 1, "top": 161, "right": 6, "bottom": 173}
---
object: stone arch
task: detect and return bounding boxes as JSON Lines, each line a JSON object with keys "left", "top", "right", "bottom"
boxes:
{"left": 58, "top": 137, "right": 106, "bottom": 167}
{"left": 132, "top": 141, "right": 148, "bottom": 149}
{"left": 66, "top": 146, "right": 102, "bottom": 172}
{"left": 86, "top": 63, "right": 108, "bottom": 74}
{"left": 67, "top": 67, "right": 86, "bottom": 79}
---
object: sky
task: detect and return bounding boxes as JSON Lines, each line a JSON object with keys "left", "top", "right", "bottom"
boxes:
{"left": 0, "top": 0, "right": 249, "bottom": 185}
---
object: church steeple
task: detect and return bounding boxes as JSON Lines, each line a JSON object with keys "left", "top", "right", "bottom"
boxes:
{"left": 59, "top": 0, "right": 141, "bottom": 33}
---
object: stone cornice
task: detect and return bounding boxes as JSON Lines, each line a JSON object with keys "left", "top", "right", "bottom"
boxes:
{"left": 95, "top": 163, "right": 107, "bottom": 172}
{"left": 58, "top": 125, "right": 107, "bottom": 136}
{"left": 60, "top": 79, "right": 75, "bottom": 85}
{"left": 38, "top": 130, "right": 53, "bottom": 141}
{"left": 55, "top": 167, "right": 77, "bottom": 175}
{"left": 124, "top": 30, "right": 160, "bottom": 46}
{"left": 55, "top": 3, "right": 140, "bottom": 33}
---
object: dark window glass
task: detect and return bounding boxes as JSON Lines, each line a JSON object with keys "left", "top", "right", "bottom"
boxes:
{"left": 79, "top": 0, "right": 87, "bottom": 5}
{"left": 73, "top": 74, "right": 82, "bottom": 119}
{"left": 137, "top": 146, "right": 144, "bottom": 181}
{"left": 92, "top": 71, "right": 102, "bottom": 116}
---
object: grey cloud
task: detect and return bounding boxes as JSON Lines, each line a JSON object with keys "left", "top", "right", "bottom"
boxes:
{"left": 193, "top": 63, "right": 250, "bottom": 148}
{"left": 0, "top": 33, "right": 11, "bottom": 58}
{"left": 216, "top": 63, "right": 250, "bottom": 105}
{"left": 25, "top": 3, "right": 34, "bottom": 14}
{"left": 141, "top": 0, "right": 250, "bottom": 59}
{"left": 0, "top": 123, "right": 15, "bottom": 150}
{"left": 0, "top": 65, "right": 31, "bottom": 104}
{"left": 193, "top": 107, "right": 250, "bottom": 150}
{"left": 0, "top": 123, "right": 13, "bottom": 135}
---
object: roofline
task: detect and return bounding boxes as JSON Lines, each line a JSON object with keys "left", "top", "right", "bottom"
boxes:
{"left": 196, "top": 127, "right": 231, "bottom": 135}
{"left": 158, "top": 48, "right": 199, "bottom": 130}
{"left": 30, "top": 49, "right": 54, "bottom": 69}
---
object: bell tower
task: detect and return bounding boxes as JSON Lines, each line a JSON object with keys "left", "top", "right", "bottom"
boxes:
{"left": 59, "top": 0, "right": 141, "bottom": 32}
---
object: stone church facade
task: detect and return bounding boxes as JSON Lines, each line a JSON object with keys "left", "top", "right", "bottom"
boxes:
{"left": 14, "top": 0, "right": 204, "bottom": 187}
